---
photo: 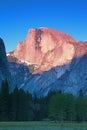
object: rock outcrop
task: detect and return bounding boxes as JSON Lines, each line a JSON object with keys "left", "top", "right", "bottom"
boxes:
{"left": 0, "top": 38, "right": 11, "bottom": 87}
{"left": 7, "top": 28, "right": 87, "bottom": 97}
{"left": 10, "top": 28, "right": 77, "bottom": 73}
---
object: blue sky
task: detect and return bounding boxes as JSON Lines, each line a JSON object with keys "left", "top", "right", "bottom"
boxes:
{"left": 0, "top": 0, "right": 87, "bottom": 52}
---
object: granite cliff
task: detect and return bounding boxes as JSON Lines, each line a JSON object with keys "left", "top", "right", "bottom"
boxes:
{"left": 0, "top": 38, "right": 11, "bottom": 87}
{"left": 5, "top": 27, "right": 87, "bottom": 96}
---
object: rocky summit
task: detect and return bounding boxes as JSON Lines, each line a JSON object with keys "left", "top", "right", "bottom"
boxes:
{"left": 9, "top": 28, "right": 87, "bottom": 74}
{"left": 3, "top": 28, "right": 87, "bottom": 97}
{"left": 9, "top": 28, "right": 76, "bottom": 73}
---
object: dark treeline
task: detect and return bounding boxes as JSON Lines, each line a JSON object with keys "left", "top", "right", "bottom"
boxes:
{"left": 0, "top": 80, "right": 48, "bottom": 121}
{"left": 0, "top": 80, "right": 87, "bottom": 122}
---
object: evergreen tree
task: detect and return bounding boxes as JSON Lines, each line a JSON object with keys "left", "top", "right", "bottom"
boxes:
{"left": 17, "top": 89, "right": 28, "bottom": 121}
{"left": 48, "top": 93, "right": 66, "bottom": 122}
{"left": 25, "top": 91, "right": 34, "bottom": 120}
{"left": 0, "top": 79, "right": 9, "bottom": 121}
{"left": 76, "top": 96, "right": 87, "bottom": 122}
{"left": 65, "top": 94, "right": 76, "bottom": 122}
{"left": 11, "top": 87, "right": 33, "bottom": 121}
{"left": 39, "top": 97, "right": 48, "bottom": 120}
{"left": 11, "top": 87, "right": 19, "bottom": 121}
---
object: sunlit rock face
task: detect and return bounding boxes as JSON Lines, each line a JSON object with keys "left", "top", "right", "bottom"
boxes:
{"left": 0, "top": 38, "right": 11, "bottom": 86}
{"left": 7, "top": 28, "right": 87, "bottom": 97}
{"left": 13, "top": 28, "right": 77, "bottom": 73}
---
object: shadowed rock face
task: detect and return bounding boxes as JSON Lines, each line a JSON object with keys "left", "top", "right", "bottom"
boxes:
{"left": 0, "top": 38, "right": 11, "bottom": 86}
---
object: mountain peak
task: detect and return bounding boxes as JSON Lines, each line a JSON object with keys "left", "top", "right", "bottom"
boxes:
{"left": 28, "top": 27, "right": 76, "bottom": 42}
{"left": 5, "top": 28, "right": 87, "bottom": 97}
{"left": 9, "top": 28, "right": 87, "bottom": 74}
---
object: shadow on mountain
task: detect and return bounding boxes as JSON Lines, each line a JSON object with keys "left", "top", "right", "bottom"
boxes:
{"left": 8, "top": 54, "right": 87, "bottom": 97}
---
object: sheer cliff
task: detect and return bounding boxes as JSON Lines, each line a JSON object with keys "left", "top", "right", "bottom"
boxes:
{"left": 0, "top": 38, "right": 11, "bottom": 87}
{"left": 6, "top": 28, "right": 87, "bottom": 97}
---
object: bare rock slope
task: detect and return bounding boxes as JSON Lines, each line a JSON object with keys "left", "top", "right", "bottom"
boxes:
{"left": 7, "top": 28, "right": 87, "bottom": 97}
{"left": 11, "top": 28, "right": 78, "bottom": 73}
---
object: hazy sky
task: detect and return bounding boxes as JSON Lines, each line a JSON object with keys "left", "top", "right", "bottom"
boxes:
{"left": 0, "top": 0, "right": 87, "bottom": 52}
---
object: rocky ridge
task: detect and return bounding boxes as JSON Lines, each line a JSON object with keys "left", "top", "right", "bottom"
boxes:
{"left": 9, "top": 28, "right": 77, "bottom": 73}
{"left": 3, "top": 27, "right": 87, "bottom": 97}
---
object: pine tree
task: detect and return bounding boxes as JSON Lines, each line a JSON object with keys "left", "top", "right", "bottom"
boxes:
{"left": 76, "top": 96, "right": 87, "bottom": 122}
{"left": 65, "top": 94, "right": 76, "bottom": 122}
{"left": 11, "top": 87, "right": 19, "bottom": 121}
{"left": 0, "top": 79, "right": 9, "bottom": 121}
{"left": 48, "top": 93, "right": 66, "bottom": 123}
{"left": 17, "top": 89, "right": 28, "bottom": 121}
